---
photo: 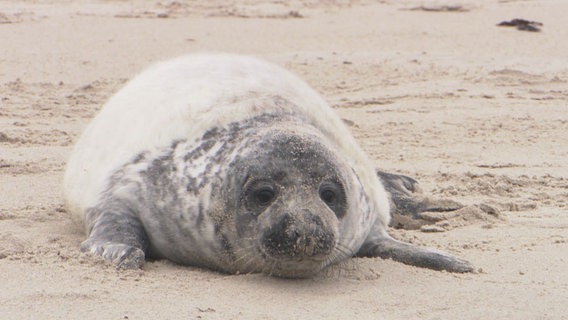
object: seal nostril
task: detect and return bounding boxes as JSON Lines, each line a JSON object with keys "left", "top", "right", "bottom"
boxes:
{"left": 306, "top": 213, "right": 324, "bottom": 227}
{"left": 263, "top": 214, "right": 295, "bottom": 251}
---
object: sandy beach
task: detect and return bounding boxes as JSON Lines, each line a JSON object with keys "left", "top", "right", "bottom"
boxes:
{"left": 1, "top": 0, "right": 567, "bottom": 319}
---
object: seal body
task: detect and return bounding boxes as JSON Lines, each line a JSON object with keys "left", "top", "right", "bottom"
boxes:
{"left": 65, "top": 53, "right": 472, "bottom": 277}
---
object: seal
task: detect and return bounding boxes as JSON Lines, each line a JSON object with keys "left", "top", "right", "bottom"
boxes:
{"left": 64, "top": 53, "right": 473, "bottom": 278}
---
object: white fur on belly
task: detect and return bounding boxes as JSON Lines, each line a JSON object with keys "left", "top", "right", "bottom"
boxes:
{"left": 64, "top": 53, "right": 390, "bottom": 228}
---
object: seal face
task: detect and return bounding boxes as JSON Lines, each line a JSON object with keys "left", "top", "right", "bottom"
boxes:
{"left": 65, "top": 53, "right": 473, "bottom": 277}
{"left": 213, "top": 127, "right": 349, "bottom": 277}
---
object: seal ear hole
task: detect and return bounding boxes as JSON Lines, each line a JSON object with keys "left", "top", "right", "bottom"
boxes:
{"left": 319, "top": 181, "right": 347, "bottom": 218}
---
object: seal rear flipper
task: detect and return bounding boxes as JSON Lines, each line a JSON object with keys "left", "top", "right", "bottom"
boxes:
{"left": 377, "top": 170, "right": 464, "bottom": 229}
{"left": 81, "top": 206, "right": 149, "bottom": 269}
{"left": 357, "top": 234, "right": 474, "bottom": 273}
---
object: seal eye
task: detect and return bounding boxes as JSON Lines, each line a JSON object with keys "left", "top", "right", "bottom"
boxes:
{"left": 245, "top": 181, "right": 278, "bottom": 213}
{"left": 319, "top": 182, "right": 347, "bottom": 218}
{"left": 320, "top": 188, "right": 337, "bottom": 206}
{"left": 255, "top": 187, "right": 276, "bottom": 206}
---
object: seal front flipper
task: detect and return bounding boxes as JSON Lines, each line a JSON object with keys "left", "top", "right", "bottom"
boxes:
{"left": 81, "top": 204, "right": 149, "bottom": 269}
{"left": 372, "top": 171, "right": 474, "bottom": 272}
{"left": 357, "top": 233, "right": 474, "bottom": 273}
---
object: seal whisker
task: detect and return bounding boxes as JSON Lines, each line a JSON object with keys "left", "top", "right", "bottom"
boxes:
{"left": 232, "top": 248, "right": 257, "bottom": 267}
{"left": 320, "top": 243, "right": 355, "bottom": 268}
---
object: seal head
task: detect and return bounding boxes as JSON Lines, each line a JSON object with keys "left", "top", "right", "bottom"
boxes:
{"left": 213, "top": 127, "right": 363, "bottom": 277}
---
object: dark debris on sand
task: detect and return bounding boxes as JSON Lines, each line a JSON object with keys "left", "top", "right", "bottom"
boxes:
{"left": 497, "top": 19, "right": 543, "bottom": 32}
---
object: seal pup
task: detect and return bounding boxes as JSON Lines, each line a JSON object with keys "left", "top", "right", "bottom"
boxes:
{"left": 64, "top": 53, "right": 473, "bottom": 278}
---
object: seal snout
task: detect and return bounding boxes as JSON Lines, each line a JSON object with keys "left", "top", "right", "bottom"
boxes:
{"left": 261, "top": 211, "right": 335, "bottom": 260}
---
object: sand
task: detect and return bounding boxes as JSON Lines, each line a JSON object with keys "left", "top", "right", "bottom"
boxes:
{"left": 1, "top": 0, "right": 567, "bottom": 319}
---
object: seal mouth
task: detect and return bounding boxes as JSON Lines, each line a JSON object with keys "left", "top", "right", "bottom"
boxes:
{"left": 261, "top": 233, "right": 335, "bottom": 261}
{"left": 260, "top": 258, "right": 328, "bottom": 278}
